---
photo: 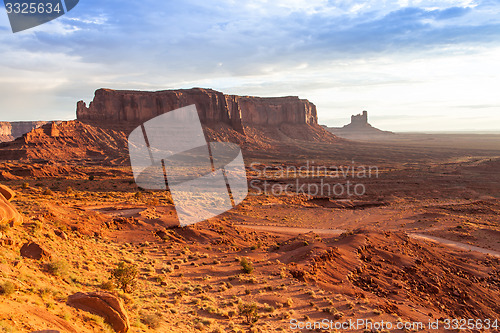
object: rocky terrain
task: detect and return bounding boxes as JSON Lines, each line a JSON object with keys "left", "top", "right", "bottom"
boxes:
{"left": 0, "top": 122, "right": 129, "bottom": 165}
{"left": 0, "top": 121, "right": 49, "bottom": 143}
{"left": 1, "top": 157, "right": 500, "bottom": 332}
{"left": 1, "top": 91, "right": 500, "bottom": 332}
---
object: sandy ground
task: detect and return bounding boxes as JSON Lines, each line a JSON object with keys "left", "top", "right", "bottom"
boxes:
{"left": 0, "top": 132, "right": 500, "bottom": 332}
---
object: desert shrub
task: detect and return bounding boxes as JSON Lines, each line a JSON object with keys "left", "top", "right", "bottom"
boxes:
{"left": 22, "top": 182, "right": 29, "bottom": 189}
{"left": 100, "top": 280, "right": 115, "bottom": 291}
{"left": 0, "top": 281, "right": 15, "bottom": 296}
{"left": 88, "top": 175, "right": 95, "bottom": 181}
{"left": 283, "top": 298, "right": 294, "bottom": 308}
{"left": 42, "top": 188, "right": 53, "bottom": 196}
{"left": 250, "top": 242, "right": 262, "bottom": 251}
{"left": 240, "top": 257, "right": 254, "bottom": 274}
{"left": 134, "top": 192, "right": 143, "bottom": 200}
{"left": 146, "top": 198, "right": 160, "bottom": 206}
{"left": 262, "top": 304, "right": 275, "bottom": 313}
{"left": 0, "top": 224, "right": 10, "bottom": 233}
{"left": 238, "top": 302, "right": 259, "bottom": 324}
{"left": 46, "top": 260, "right": 69, "bottom": 276}
{"left": 111, "top": 262, "right": 138, "bottom": 293}
{"left": 140, "top": 312, "right": 162, "bottom": 329}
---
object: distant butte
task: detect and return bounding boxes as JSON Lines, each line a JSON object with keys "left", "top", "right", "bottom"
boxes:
{"left": 323, "top": 111, "right": 394, "bottom": 139}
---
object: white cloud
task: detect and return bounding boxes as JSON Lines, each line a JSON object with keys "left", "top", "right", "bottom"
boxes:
{"left": 0, "top": 0, "right": 499, "bottom": 131}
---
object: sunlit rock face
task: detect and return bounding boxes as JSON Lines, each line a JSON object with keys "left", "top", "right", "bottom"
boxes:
{"left": 76, "top": 88, "right": 318, "bottom": 133}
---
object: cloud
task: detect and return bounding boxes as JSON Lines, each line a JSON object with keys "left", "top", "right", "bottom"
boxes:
{"left": 10, "top": 0, "right": 500, "bottom": 71}
{"left": 0, "top": 0, "right": 499, "bottom": 130}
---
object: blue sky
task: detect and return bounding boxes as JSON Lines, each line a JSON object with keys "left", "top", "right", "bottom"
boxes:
{"left": 1, "top": 0, "right": 500, "bottom": 131}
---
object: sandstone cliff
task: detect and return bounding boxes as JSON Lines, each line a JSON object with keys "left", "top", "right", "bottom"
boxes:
{"left": 0, "top": 123, "right": 13, "bottom": 142}
{"left": 76, "top": 88, "right": 318, "bottom": 133}
{"left": 0, "top": 121, "right": 49, "bottom": 142}
{"left": 0, "top": 89, "right": 337, "bottom": 163}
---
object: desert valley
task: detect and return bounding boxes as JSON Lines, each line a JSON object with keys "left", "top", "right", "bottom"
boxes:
{"left": 0, "top": 88, "right": 499, "bottom": 333}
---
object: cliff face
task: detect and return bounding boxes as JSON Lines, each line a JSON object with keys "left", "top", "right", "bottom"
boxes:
{"left": 0, "top": 121, "right": 49, "bottom": 142}
{"left": 76, "top": 88, "right": 318, "bottom": 132}
{"left": 0, "top": 123, "right": 13, "bottom": 142}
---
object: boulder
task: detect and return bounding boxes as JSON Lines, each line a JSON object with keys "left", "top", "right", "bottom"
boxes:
{"left": 54, "top": 229, "right": 68, "bottom": 240}
{"left": 0, "top": 184, "right": 15, "bottom": 201}
{"left": 67, "top": 292, "right": 129, "bottom": 333}
{"left": 20, "top": 242, "right": 51, "bottom": 260}
{"left": 0, "top": 184, "right": 23, "bottom": 226}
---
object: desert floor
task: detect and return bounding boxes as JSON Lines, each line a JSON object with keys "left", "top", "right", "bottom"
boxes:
{"left": 1, "top": 133, "right": 500, "bottom": 332}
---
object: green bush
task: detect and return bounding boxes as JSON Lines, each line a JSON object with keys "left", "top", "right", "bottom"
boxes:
{"left": 240, "top": 257, "right": 254, "bottom": 274}
{"left": 111, "top": 262, "right": 138, "bottom": 293}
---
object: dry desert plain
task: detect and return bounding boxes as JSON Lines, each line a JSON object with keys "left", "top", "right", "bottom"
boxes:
{"left": 0, "top": 123, "right": 500, "bottom": 333}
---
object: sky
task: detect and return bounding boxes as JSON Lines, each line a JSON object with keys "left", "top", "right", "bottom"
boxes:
{"left": 0, "top": 0, "right": 500, "bottom": 132}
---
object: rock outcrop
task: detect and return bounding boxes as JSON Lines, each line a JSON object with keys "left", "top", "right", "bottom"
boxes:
{"left": 350, "top": 111, "right": 369, "bottom": 128}
{"left": 0, "top": 89, "right": 337, "bottom": 162}
{"left": 0, "top": 123, "right": 13, "bottom": 142}
{"left": 0, "top": 121, "right": 49, "bottom": 143}
{"left": 76, "top": 88, "right": 318, "bottom": 133}
{"left": 0, "top": 184, "right": 23, "bottom": 226}
{"left": 0, "top": 121, "right": 129, "bottom": 163}
{"left": 324, "top": 111, "right": 394, "bottom": 139}
{"left": 67, "top": 292, "right": 130, "bottom": 333}
{"left": 20, "top": 242, "right": 51, "bottom": 260}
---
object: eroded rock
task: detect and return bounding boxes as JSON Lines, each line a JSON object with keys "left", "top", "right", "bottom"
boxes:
{"left": 76, "top": 88, "right": 318, "bottom": 133}
{"left": 20, "top": 242, "right": 51, "bottom": 260}
{"left": 67, "top": 292, "right": 130, "bottom": 333}
{"left": 0, "top": 184, "right": 23, "bottom": 226}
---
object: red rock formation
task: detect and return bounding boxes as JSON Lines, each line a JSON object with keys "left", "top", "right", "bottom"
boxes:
{"left": 0, "top": 121, "right": 129, "bottom": 163}
{"left": 0, "top": 123, "right": 13, "bottom": 142}
{"left": 76, "top": 88, "right": 318, "bottom": 133}
{"left": 0, "top": 90, "right": 337, "bottom": 163}
{"left": 0, "top": 184, "right": 23, "bottom": 227}
{"left": 20, "top": 242, "right": 50, "bottom": 260}
{"left": 67, "top": 292, "right": 130, "bottom": 333}
{"left": 0, "top": 121, "right": 49, "bottom": 143}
